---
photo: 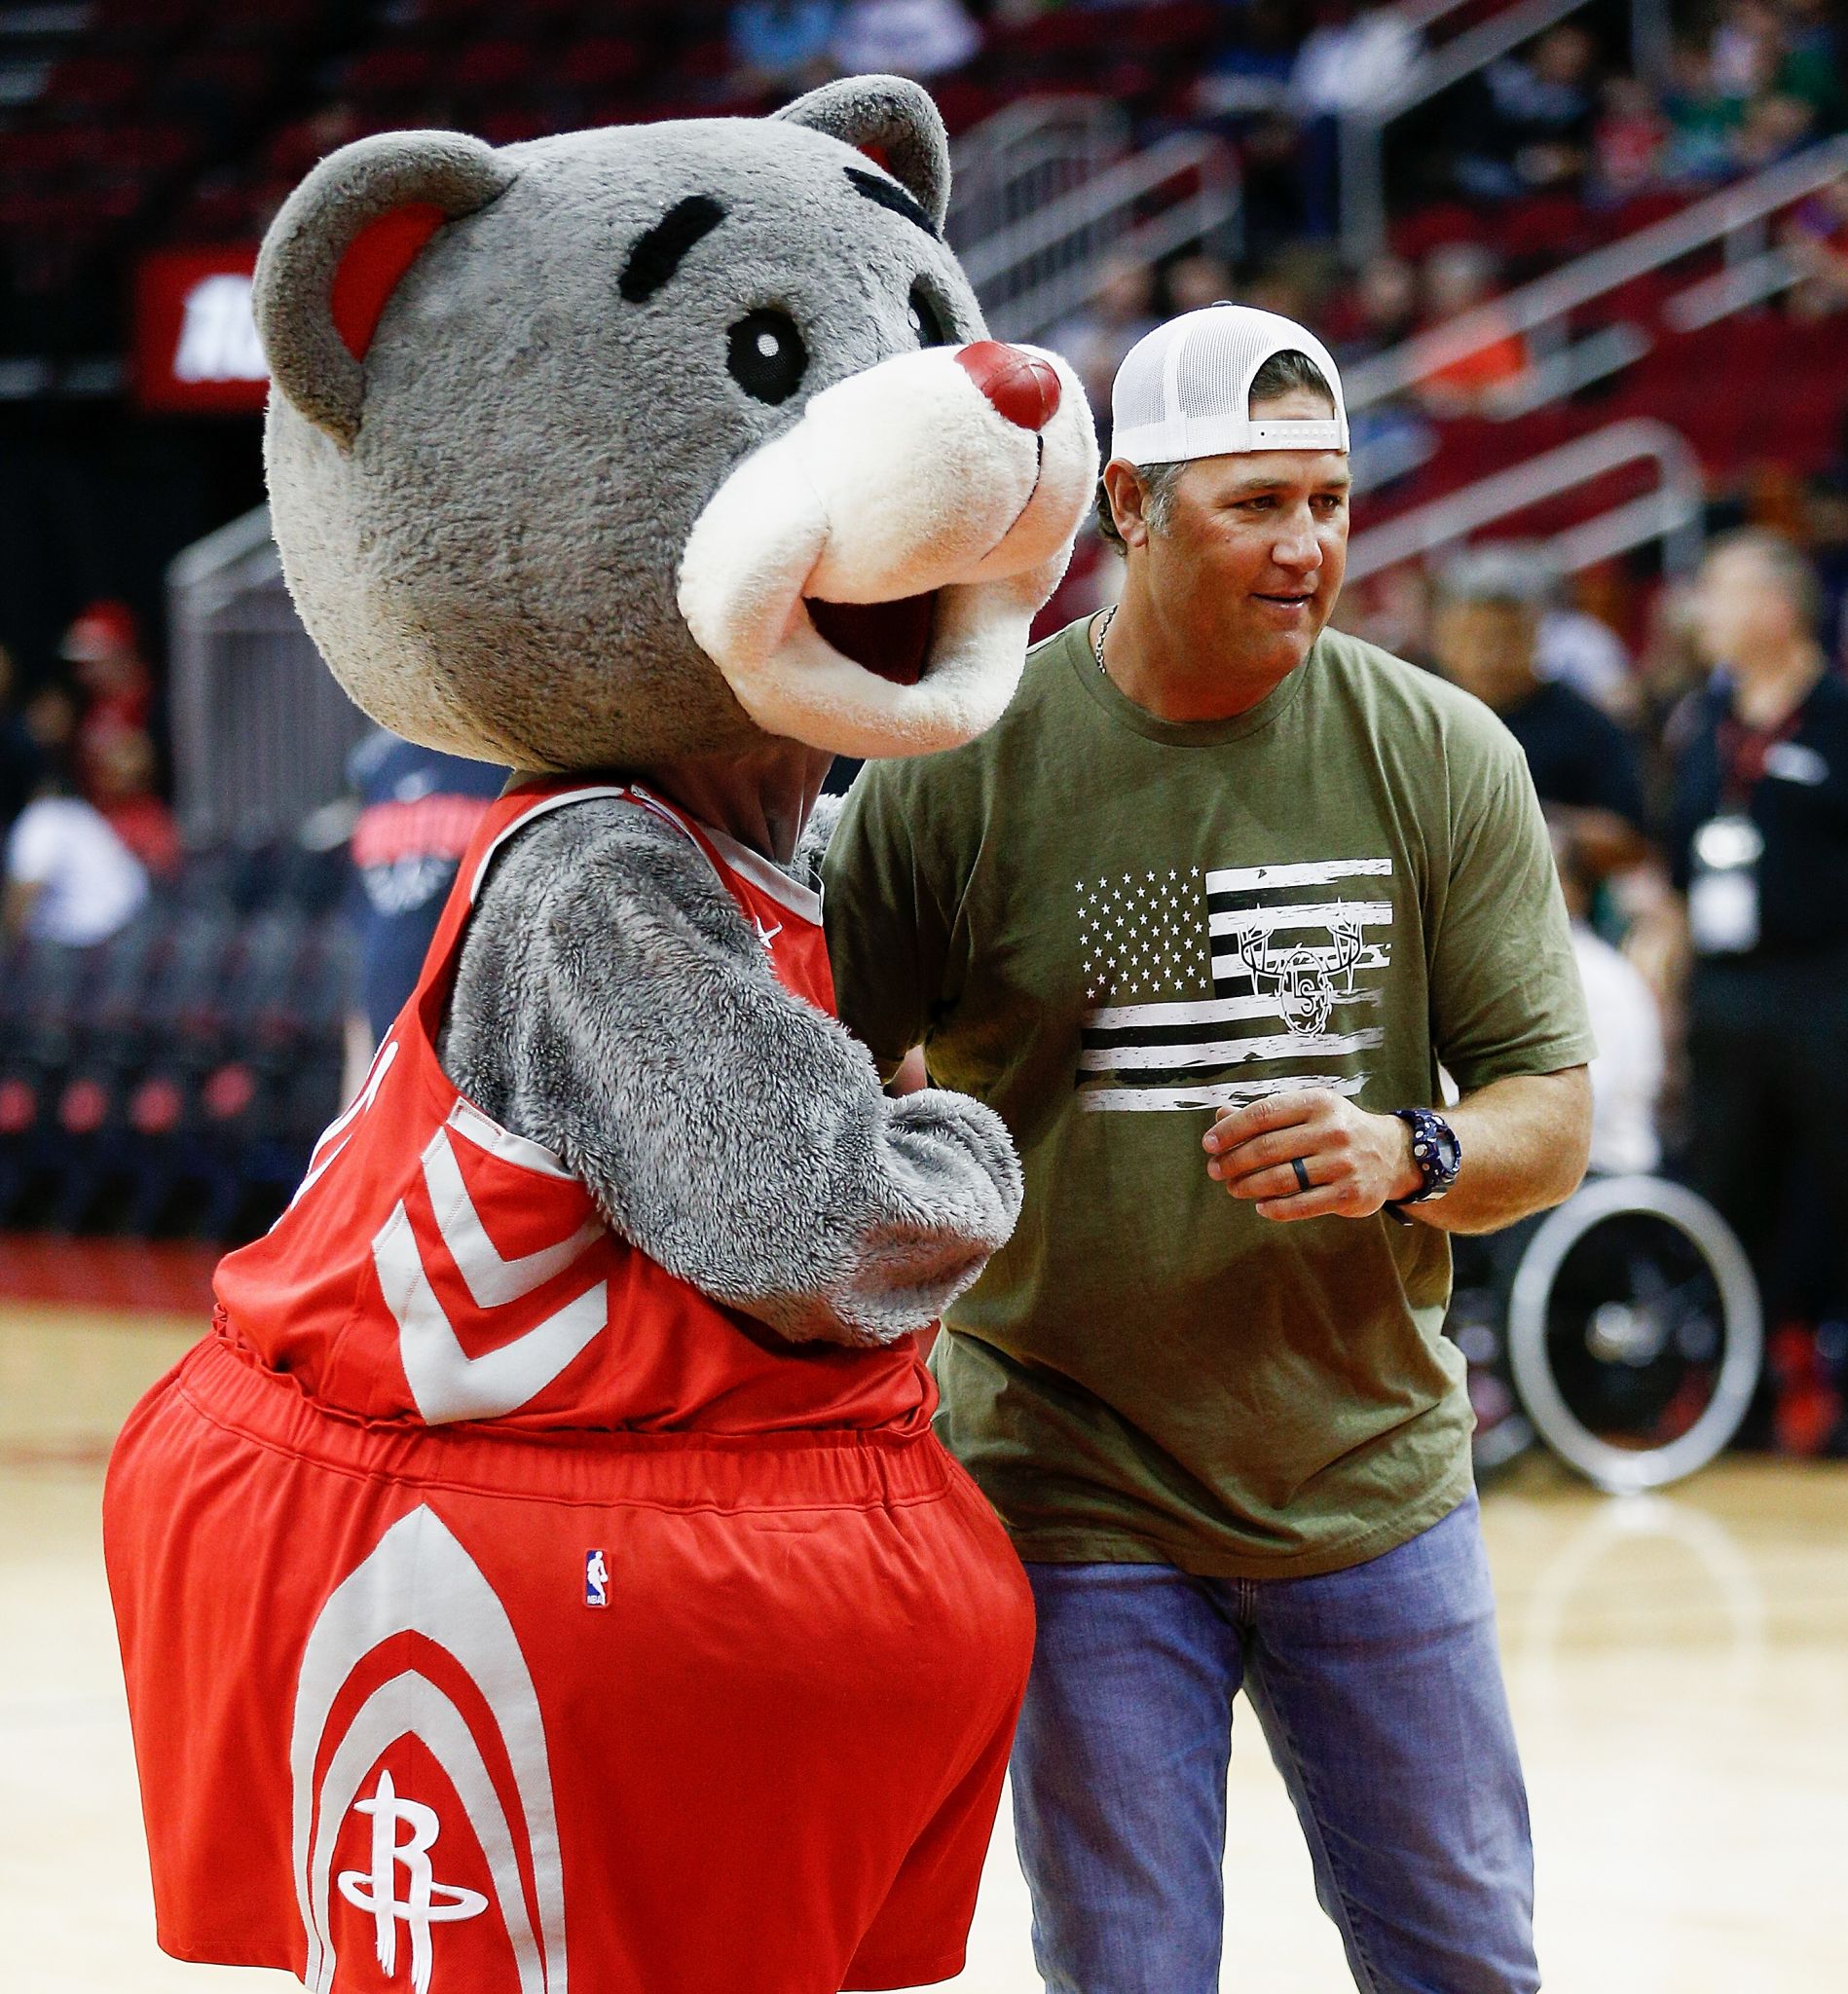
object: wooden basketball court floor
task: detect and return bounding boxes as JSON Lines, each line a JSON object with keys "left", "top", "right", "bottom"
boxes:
{"left": 4, "top": 1264, "right": 1845, "bottom": 1992}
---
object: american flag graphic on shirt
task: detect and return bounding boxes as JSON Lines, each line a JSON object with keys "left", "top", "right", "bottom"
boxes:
{"left": 1074, "top": 857, "right": 1395, "bottom": 1113}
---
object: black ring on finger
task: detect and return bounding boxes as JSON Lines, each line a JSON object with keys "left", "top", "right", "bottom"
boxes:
{"left": 1291, "top": 1157, "right": 1312, "bottom": 1194}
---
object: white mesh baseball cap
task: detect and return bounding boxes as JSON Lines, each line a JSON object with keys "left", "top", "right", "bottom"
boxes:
{"left": 1110, "top": 304, "right": 1349, "bottom": 465}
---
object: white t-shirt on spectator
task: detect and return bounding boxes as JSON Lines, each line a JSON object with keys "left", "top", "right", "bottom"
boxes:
{"left": 831, "top": 0, "right": 980, "bottom": 78}
{"left": 1290, "top": 13, "right": 1419, "bottom": 116}
{"left": 1537, "top": 607, "right": 1631, "bottom": 712}
{"left": 1571, "top": 922, "right": 1663, "bottom": 1177}
{"left": 5, "top": 794, "right": 149, "bottom": 946}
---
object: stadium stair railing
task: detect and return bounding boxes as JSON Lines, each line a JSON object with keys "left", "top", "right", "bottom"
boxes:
{"left": 1345, "top": 416, "right": 1705, "bottom": 583}
{"left": 947, "top": 99, "right": 1240, "bottom": 345}
{"left": 1344, "top": 133, "right": 1848, "bottom": 425}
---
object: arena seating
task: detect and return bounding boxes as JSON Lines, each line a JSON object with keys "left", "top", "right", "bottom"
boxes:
{"left": 0, "top": 847, "right": 354, "bottom": 1239}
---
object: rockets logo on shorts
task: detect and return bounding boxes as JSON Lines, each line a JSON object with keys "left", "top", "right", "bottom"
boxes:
{"left": 584, "top": 1551, "right": 609, "bottom": 1609}
{"left": 337, "top": 1769, "right": 489, "bottom": 1994}
{"left": 290, "top": 1504, "right": 570, "bottom": 1994}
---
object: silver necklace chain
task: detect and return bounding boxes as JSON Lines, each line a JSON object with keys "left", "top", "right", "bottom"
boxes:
{"left": 1092, "top": 603, "right": 1119, "bottom": 674}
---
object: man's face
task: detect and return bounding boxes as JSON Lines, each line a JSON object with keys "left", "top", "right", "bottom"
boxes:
{"left": 1431, "top": 598, "right": 1539, "bottom": 710}
{"left": 1133, "top": 389, "right": 1351, "bottom": 683}
{"left": 1693, "top": 543, "right": 1798, "bottom": 666}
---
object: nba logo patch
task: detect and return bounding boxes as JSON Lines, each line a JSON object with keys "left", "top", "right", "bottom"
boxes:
{"left": 584, "top": 1549, "right": 610, "bottom": 1608}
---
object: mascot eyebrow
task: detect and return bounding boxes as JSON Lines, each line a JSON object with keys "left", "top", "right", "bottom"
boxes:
{"left": 619, "top": 194, "right": 727, "bottom": 303}
{"left": 844, "top": 166, "right": 941, "bottom": 240}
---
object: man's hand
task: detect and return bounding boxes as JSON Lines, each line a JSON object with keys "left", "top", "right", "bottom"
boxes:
{"left": 1202, "top": 1090, "right": 1420, "bottom": 1222}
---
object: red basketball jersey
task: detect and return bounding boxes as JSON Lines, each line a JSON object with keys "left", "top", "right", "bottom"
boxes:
{"left": 215, "top": 780, "right": 933, "bottom": 1436}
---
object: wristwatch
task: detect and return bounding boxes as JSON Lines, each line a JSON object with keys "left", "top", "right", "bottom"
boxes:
{"left": 1385, "top": 1107, "right": 1461, "bottom": 1224}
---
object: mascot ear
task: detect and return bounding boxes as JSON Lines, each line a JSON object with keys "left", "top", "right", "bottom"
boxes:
{"left": 254, "top": 130, "right": 514, "bottom": 447}
{"left": 775, "top": 74, "right": 951, "bottom": 234}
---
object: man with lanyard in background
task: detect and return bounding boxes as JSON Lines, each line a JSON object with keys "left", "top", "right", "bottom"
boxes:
{"left": 1672, "top": 529, "right": 1848, "bottom": 1448}
{"left": 823, "top": 305, "right": 1595, "bottom": 1993}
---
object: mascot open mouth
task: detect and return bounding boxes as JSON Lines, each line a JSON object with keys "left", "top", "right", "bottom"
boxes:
{"left": 804, "top": 592, "right": 937, "bottom": 687}
{"left": 678, "top": 341, "right": 1095, "bottom": 757}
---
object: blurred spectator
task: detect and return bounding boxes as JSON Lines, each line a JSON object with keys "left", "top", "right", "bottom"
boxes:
{"left": 1711, "top": 0, "right": 1842, "bottom": 133}
{"left": 1289, "top": 0, "right": 1421, "bottom": 234}
{"left": 1451, "top": 23, "right": 1597, "bottom": 203}
{"left": 0, "top": 644, "right": 41, "bottom": 839}
{"left": 1731, "top": 87, "right": 1816, "bottom": 171}
{"left": 1710, "top": 0, "right": 1785, "bottom": 99}
{"left": 1164, "top": 251, "right": 1234, "bottom": 314}
{"left": 1783, "top": 176, "right": 1848, "bottom": 319}
{"left": 1556, "top": 828, "right": 1664, "bottom": 1176}
{"left": 731, "top": 2, "right": 841, "bottom": 90}
{"left": 59, "top": 598, "right": 155, "bottom": 800}
{"left": 1333, "top": 563, "right": 1434, "bottom": 664}
{"left": 1433, "top": 542, "right": 1650, "bottom": 876}
{"left": 1289, "top": 0, "right": 1418, "bottom": 118}
{"left": 89, "top": 726, "right": 181, "bottom": 879}
{"left": 1651, "top": 2, "right": 1830, "bottom": 186}
{"left": 1414, "top": 242, "right": 1529, "bottom": 415}
{"left": 1331, "top": 251, "right": 1419, "bottom": 361}
{"left": 1590, "top": 76, "right": 1668, "bottom": 203}
{"left": 1535, "top": 583, "right": 1635, "bottom": 717}
{"left": 1670, "top": 529, "right": 1848, "bottom": 1336}
{"left": 1662, "top": 39, "right": 1745, "bottom": 183}
{"left": 1049, "top": 256, "right": 1161, "bottom": 436}
{"left": 830, "top": 0, "right": 980, "bottom": 77}
{"left": 3, "top": 749, "right": 149, "bottom": 947}
{"left": 347, "top": 729, "right": 508, "bottom": 1049}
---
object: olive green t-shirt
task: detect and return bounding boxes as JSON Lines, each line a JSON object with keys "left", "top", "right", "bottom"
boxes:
{"left": 823, "top": 617, "right": 1595, "bottom": 1577}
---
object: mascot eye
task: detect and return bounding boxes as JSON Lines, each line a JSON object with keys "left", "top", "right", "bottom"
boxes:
{"left": 907, "top": 282, "right": 951, "bottom": 349}
{"left": 727, "top": 309, "right": 808, "bottom": 404}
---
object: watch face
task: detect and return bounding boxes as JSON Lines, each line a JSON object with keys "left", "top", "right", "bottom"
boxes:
{"left": 1403, "top": 1110, "right": 1460, "bottom": 1200}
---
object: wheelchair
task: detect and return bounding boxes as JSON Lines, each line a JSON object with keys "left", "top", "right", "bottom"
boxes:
{"left": 1444, "top": 1176, "right": 1763, "bottom": 1493}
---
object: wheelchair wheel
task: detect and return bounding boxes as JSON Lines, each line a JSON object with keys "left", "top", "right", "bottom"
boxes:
{"left": 1445, "top": 1265, "right": 1535, "bottom": 1478}
{"left": 1505, "top": 1176, "right": 1762, "bottom": 1493}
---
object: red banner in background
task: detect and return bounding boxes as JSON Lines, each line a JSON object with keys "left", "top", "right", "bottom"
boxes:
{"left": 133, "top": 245, "right": 269, "bottom": 414}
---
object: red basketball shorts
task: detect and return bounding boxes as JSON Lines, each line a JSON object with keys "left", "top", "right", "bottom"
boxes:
{"left": 103, "top": 1332, "right": 1035, "bottom": 1994}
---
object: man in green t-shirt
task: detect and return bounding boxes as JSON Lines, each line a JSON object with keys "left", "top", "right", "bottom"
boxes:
{"left": 823, "top": 305, "right": 1593, "bottom": 1993}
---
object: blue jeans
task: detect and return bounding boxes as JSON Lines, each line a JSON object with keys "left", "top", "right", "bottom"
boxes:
{"left": 1012, "top": 1496, "right": 1538, "bottom": 1993}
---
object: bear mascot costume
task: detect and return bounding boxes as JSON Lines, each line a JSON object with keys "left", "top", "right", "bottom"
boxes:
{"left": 103, "top": 75, "right": 1096, "bottom": 1994}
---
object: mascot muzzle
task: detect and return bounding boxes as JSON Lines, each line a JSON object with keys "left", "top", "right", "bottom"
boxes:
{"left": 677, "top": 341, "right": 1096, "bottom": 757}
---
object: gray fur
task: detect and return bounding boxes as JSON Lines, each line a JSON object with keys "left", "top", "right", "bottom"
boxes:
{"left": 254, "top": 132, "right": 514, "bottom": 446}
{"left": 260, "top": 92, "right": 986, "bottom": 772}
{"left": 262, "top": 84, "right": 1032, "bottom": 1348}
{"left": 440, "top": 800, "right": 1021, "bottom": 1345}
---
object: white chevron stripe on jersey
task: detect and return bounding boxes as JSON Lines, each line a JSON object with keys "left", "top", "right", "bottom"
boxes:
{"left": 372, "top": 1206, "right": 606, "bottom": 1425}
{"left": 421, "top": 1123, "right": 604, "bottom": 1309}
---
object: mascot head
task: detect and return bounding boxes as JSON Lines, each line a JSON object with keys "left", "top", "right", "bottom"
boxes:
{"left": 254, "top": 76, "right": 1096, "bottom": 770}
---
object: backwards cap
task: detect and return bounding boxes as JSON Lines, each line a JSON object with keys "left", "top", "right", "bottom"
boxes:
{"left": 1110, "top": 303, "right": 1349, "bottom": 466}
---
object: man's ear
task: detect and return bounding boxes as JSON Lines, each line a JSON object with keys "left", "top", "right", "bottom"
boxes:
{"left": 253, "top": 130, "right": 515, "bottom": 447}
{"left": 774, "top": 74, "right": 951, "bottom": 233}
{"left": 1103, "top": 461, "right": 1154, "bottom": 549}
